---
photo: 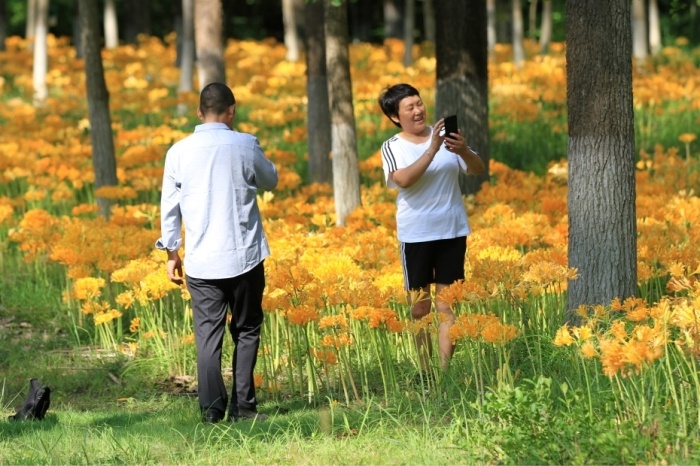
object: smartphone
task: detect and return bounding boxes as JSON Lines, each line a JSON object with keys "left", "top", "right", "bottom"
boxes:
{"left": 443, "top": 114, "right": 458, "bottom": 137}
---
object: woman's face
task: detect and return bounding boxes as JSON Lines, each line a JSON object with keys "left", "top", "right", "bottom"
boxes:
{"left": 394, "top": 94, "right": 428, "bottom": 135}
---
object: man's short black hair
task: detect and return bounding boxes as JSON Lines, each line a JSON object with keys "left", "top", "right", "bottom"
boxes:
{"left": 199, "top": 82, "right": 236, "bottom": 116}
{"left": 378, "top": 83, "right": 421, "bottom": 128}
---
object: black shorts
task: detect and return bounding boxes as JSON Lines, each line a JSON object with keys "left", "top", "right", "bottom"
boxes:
{"left": 400, "top": 236, "right": 467, "bottom": 290}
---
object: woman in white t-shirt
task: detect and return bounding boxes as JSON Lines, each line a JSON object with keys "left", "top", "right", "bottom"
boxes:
{"left": 379, "top": 83, "right": 486, "bottom": 377}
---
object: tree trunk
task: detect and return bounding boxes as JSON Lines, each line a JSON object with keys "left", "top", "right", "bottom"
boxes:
{"left": 32, "top": 0, "right": 48, "bottom": 105}
{"left": 487, "top": 0, "right": 496, "bottom": 58}
{"left": 72, "top": 1, "right": 82, "bottom": 58}
{"left": 566, "top": 0, "right": 637, "bottom": 323}
{"left": 103, "top": 0, "right": 118, "bottom": 49}
{"left": 179, "top": 0, "right": 195, "bottom": 94}
{"left": 528, "top": 0, "right": 538, "bottom": 38}
{"left": 511, "top": 0, "right": 525, "bottom": 67}
{"left": 648, "top": 0, "right": 661, "bottom": 56}
{"left": 383, "top": 0, "right": 402, "bottom": 38}
{"left": 195, "top": 0, "right": 225, "bottom": 89}
{"left": 539, "top": 0, "right": 552, "bottom": 55}
{"left": 79, "top": 0, "right": 118, "bottom": 219}
{"left": 422, "top": 0, "right": 435, "bottom": 44}
{"left": 324, "top": 0, "right": 361, "bottom": 226}
{"left": 283, "top": 0, "right": 301, "bottom": 61}
{"left": 402, "top": 0, "right": 415, "bottom": 66}
{"left": 26, "top": 0, "right": 36, "bottom": 40}
{"left": 305, "top": 0, "right": 332, "bottom": 185}
{"left": 0, "top": 0, "right": 7, "bottom": 51}
{"left": 434, "top": 0, "right": 490, "bottom": 195}
{"left": 631, "top": 0, "right": 647, "bottom": 65}
{"left": 123, "top": 0, "right": 151, "bottom": 44}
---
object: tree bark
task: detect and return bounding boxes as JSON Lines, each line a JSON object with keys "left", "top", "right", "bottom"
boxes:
{"left": 422, "top": 0, "right": 435, "bottom": 44}
{"left": 631, "top": 0, "right": 647, "bottom": 64}
{"left": 434, "top": 0, "right": 490, "bottom": 195}
{"left": 26, "top": 0, "right": 36, "bottom": 40}
{"left": 305, "top": 0, "right": 332, "bottom": 185}
{"left": 324, "top": 0, "right": 361, "bottom": 226}
{"left": 566, "top": 0, "right": 637, "bottom": 323}
{"left": 103, "top": 0, "right": 118, "bottom": 49}
{"left": 511, "top": 0, "right": 525, "bottom": 67}
{"left": 283, "top": 0, "right": 301, "bottom": 61}
{"left": 383, "top": 0, "right": 402, "bottom": 38}
{"left": 32, "top": 0, "right": 48, "bottom": 105}
{"left": 539, "top": 0, "right": 552, "bottom": 55}
{"left": 79, "top": 0, "right": 118, "bottom": 219}
{"left": 179, "top": 0, "right": 195, "bottom": 94}
{"left": 402, "top": 0, "right": 415, "bottom": 66}
{"left": 648, "top": 0, "right": 661, "bottom": 56}
{"left": 0, "top": 0, "right": 7, "bottom": 51}
{"left": 195, "top": 0, "right": 225, "bottom": 89}
{"left": 487, "top": 0, "right": 496, "bottom": 58}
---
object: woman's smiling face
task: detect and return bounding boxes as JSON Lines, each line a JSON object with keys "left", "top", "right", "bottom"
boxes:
{"left": 394, "top": 95, "right": 428, "bottom": 135}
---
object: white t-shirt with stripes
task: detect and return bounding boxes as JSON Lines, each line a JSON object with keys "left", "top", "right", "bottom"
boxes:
{"left": 381, "top": 128, "right": 470, "bottom": 243}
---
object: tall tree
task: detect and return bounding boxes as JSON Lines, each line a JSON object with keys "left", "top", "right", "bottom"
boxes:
{"left": 26, "top": 0, "right": 36, "bottom": 40}
{"left": 487, "top": 0, "right": 496, "bottom": 57}
{"left": 103, "top": 0, "right": 118, "bottom": 49}
{"left": 194, "top": 0, "right": 225, "bottom": 89}
{"left": 511, "top": 0, "right": 525, "bottom": 67}
{"left": 383, "top": 0, "right": 402, "bottom": 38}
{"left": 32, "top": 0, "right": 48, "bottom": 105}
{"left": 434, "top": 0, "right": 490, "bottom": 195}
{"left": 305, "top": 0, "right": 332, "bottom": 184}
{"left": 422, "top": 0, "right": 435, "bottom": 44}
{"left": 566, "top": 0, "right": 637, "bottom": 322}
{"left": 0, "top": 0, "right": 7, "bottom": 51}
{"left": 178, "top": 0, "right": 194, "bottom": 94}
{"left": 539, "top": 0, "right": 552, "bottom": 55}
{"left": 282, "top": 0, "right": 301, "bottom": 61}
{"left": 79, "top": 0, "right": 118, "bottom": 219}
{"left": 402, "top": 0, "right": 415, "bottom": 66}
{"left": 648, "top": 0, "right": 661, "bottom": 56}
{"left": 123, "top": 0, "right": 151, "bottom": 44}
{"left": 324, "top": 0, "right": 361, "bottom": 226}
{"left": 631, "top": 0, "right": 647, "bottom": 64}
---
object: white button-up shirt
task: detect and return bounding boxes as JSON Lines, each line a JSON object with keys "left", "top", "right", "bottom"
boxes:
{"left": 156, "top": 122, "right": 278, "bottom": 279}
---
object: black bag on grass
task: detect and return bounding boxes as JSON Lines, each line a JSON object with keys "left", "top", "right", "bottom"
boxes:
{"left": 8, "top": 378, "right": 51, "bottom": 421}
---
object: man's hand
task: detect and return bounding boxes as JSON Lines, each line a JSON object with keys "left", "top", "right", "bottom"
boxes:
{"left": 166, "top": 250, "right": 184, "bottom": 284}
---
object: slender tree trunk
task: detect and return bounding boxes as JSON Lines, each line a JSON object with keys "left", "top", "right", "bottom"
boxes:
{"left": 631, "top": 0, "right": 647, "bottom": 65}
{"left": 283, "top": 0, "right": 301, "bottom": 61}
{"left": 0, "top": 0, "right": 7, "bottom": 51}
{"left": 305, "top": 0, "right": 332, "bottom": 184}
{"left": 648, "top": 0, "right": 661, "bottom": 56}
{"left": 79, "top": 0, "right": 118, "bottom": 219}
{"left": 103, "top": 0, "right": 118, "bottom": 49}
{"left": 511, "top": 0, "right": 525, "bottom": 67}
{"left": 123, "top": 0, "right": 151, "bottom": 44}
{"left": 179, "top": 0, "right": 194, "bottom": 94}
{"left": 32, "top": 0, "right": 48, "bottom": 105}
{"left": 487, "top": 0, "right": 496, "bottom": 58}
{"left": 383, "top": 0, "right": 402, "bottom": 38}
{"left": 72, "top": 1, "right": 82, "bottom": 58}
{"left": 422, "top": 0, "right": 435, "bottom": 44}
{"left": 566, "top": 0, "right": 637, "bottom": 323}
{"left": 539, "top": 0, "right": 552, "bottom": 55}
{"left": 324, "top": 0, "right": 361, "bottom": 226}
{"left": 402, "top": 0, "right": 415, "bottom": 66}
{"left": 195, "top": 0, "right": 225, "bottom": 89}
{"left": 26, "top": 0, "right": 36, "bottom": 40}
{"left": 435, "top": 0, "right": 490, "bottom": 195}
{"left": 528, "top": 0, "right": 538, "bottom": 38}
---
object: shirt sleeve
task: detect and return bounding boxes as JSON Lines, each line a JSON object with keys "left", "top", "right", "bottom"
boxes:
{"left": 155, "top": 150, "right": 183, "bottom": 251}
{"left": 252, "top": 138, "right": 279, "bottom": 191}
{"left": 381, "top": 139, "right": 401, "bottom": 189}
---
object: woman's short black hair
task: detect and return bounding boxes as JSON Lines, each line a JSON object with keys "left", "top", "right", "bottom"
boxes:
{"left": 378, "top": 83, "right": 420, "bottom": 128}
{"left": 199, "top": 82, "right": 236, "bottom": 116}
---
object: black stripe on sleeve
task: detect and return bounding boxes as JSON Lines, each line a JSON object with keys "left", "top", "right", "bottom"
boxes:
{"left": 381, "top": 138, "right": 398, "bottom": 173}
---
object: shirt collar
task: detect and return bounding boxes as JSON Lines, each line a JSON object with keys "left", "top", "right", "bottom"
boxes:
{"left": 194, "top": 122, "right": 231, "bottom": 132}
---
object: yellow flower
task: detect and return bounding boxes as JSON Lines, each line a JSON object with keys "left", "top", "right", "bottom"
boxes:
{"left": 554, "top": 325, "right": 575, "bottom": 346}
{"left": 678, "top": 133, "right": 697, "bottom": 144}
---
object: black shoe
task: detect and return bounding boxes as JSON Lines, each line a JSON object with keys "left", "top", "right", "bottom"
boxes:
{"left": 202, "top": 408, "right": 225, "bottom": 424}
{"left": 229, "top": 408, "right": 268, "bottom": 422}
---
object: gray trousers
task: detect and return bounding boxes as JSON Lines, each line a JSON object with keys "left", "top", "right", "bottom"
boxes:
{"left": 186, "top": 261, "right": 265, "bottom": 418}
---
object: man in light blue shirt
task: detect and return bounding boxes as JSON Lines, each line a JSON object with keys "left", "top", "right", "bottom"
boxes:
{"left": 156, "top": 82, "right": 278, "bottom": 423}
